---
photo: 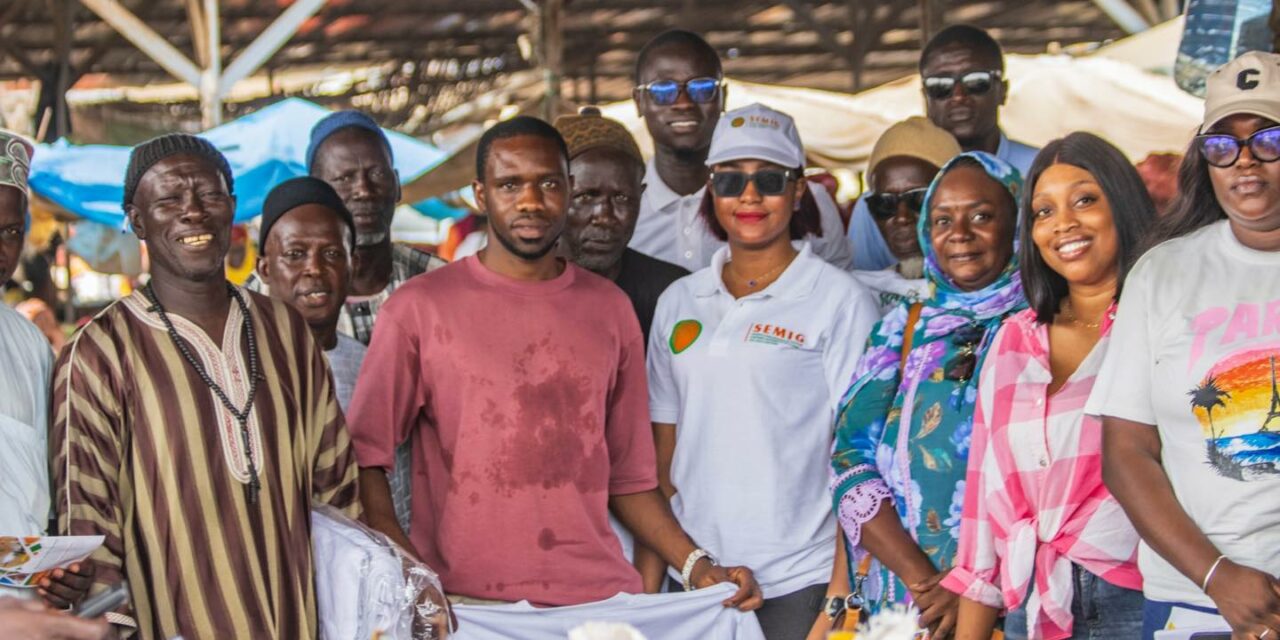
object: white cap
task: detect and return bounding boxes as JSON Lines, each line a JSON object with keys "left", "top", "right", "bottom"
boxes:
{"left": 705, "top": 103, "right": 805, "bottom": 168}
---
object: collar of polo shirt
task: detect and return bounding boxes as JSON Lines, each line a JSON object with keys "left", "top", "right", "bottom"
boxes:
{"left": 694, "top": 243, "right": 822, "bottom": 300}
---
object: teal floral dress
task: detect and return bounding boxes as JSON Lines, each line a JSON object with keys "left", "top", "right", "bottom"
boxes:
{"left": 829, "top": 151, "right": 1026, "bottom": 612}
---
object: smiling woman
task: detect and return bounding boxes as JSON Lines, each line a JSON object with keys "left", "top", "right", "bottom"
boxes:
{"left": 943, "top": 133, "right": 1155, "bottom": 640}
{"left": 643, "top": 102, "right": 881, "bottom": 640}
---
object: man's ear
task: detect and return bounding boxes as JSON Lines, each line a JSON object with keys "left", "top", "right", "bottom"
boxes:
{"left": 720, "top": 82, "right": 729, "bottom": 112}
{"left": 394, "top": 169, "right": 402, "bottom": 204}
{"left": 1000, "top": 79, "right": 1009, "bottom": 107}
{"left": 255, "top": 251, "right": 269, "bottom": 281}
{"left": 632, "top": 87, "right": 643, "bottom": 118}
{"left": 125, "top": 204, "right": 146, "bottom": 240}
{"left": 472, "top": 180, "right": 487, "bottom": 215}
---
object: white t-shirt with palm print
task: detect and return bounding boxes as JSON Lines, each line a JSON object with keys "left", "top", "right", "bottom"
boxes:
{"left": 1087, "top": 219, "right": 1280, "bottom": 607}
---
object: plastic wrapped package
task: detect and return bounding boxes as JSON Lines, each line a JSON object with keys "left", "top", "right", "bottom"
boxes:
{"left": 311, "top": 505, "right": 450, "bottom": 640}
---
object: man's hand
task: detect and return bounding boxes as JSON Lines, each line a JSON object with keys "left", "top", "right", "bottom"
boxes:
{"left": 910, "top": 570, "right": 958, "bottom": 639}
{"left": 37, "top": 561, "right": 96, "bottom": 610}
{"left": 0, "top": 598, "right": 110, "bottom": 640}
{"left": 690, "top": 560, "right": 764, "bottom": 611}
{"left": 1204, "top": 560, "right": 1280, "bottom": 640}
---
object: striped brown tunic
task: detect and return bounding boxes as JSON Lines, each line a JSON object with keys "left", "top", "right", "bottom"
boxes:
{"left": 50, "top": 288, "right": 360, "bottom": 639}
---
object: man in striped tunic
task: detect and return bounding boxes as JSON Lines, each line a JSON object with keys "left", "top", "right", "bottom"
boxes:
{"left": 50, "top": 134, "right": 360, "bottom": 639}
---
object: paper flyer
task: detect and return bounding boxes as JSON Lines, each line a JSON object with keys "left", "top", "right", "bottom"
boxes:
{"left": 0, "top": 535, "right": 104, "bottom": 588}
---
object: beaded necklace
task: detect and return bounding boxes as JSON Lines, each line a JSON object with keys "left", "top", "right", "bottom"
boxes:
{"left": 144, "top": 282, "right": 262, "bottom": 504}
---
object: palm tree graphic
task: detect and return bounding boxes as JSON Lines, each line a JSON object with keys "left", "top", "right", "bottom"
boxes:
{"left": 1189, "top": 375, "right": 1231, "bottom": 441}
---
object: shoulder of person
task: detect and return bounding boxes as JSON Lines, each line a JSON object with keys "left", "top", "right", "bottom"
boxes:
{"left": 244, "top": 288, "right": 316, "bottom": 346}
{"left": 392, "top": 243, "right": 447, "bottom": 275}
{"left": 1130, "top": 220, "right": 1222, "bottom": 281}
{"left": 628, "top": 249, "right": 691, "bottom": 281}
{"left": 0, "top": 304, "right": 52, "bottom": 354}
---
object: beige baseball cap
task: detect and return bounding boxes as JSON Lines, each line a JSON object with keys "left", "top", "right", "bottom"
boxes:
{"left": 1202, "top": 51, "right": 1280, "bottom": 132}
{"left": 866, "top": 116, "right": 961, "bottom": 179}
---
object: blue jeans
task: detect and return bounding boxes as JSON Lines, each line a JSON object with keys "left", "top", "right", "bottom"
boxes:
{"left": 1142, "top": 599, "right": 1221, "bottom": 640}
{"left": 1003, "top": 564, "right": 1144, "bottom": 640}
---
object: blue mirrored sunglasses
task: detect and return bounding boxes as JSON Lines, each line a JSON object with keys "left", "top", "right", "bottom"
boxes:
{"left": 637, "top": 77, "right": 722, "bottom": 106}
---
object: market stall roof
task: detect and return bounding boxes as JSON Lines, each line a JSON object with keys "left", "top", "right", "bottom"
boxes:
{"left": 29, "top": 97, "right": 462, "bottom": 228}
{"left": 0, "top": 0, "right": 1177, "bottom": 138}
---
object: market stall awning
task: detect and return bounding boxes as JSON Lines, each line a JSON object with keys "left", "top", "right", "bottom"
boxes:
{"left": 29, "top": 97, "right": 465, "bottom": 229}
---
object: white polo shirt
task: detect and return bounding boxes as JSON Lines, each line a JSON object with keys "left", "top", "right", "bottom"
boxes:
{"left": 631, "top": 160, "right": 854, "bottom": 272}
{"left": 647, "top": 243, "right": 879, "bottom": 597}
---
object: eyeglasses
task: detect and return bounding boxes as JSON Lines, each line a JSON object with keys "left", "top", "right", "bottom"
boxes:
{"left": 865, "top": 188, "right": 928, "bottom": 221}
{"left": 1195, "top": 126, "right": 1280, "bottom": 168}
{"left": 636, "top": 77, "right": 723, "bottom": 106}
{"left": 710, "top": 169, "right": 797, "bottom": 197}
{"left": 923, "top": 70, "right": 1002, "bottom": 100}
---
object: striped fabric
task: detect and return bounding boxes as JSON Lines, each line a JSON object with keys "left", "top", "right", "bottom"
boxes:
{"left": 942, "top": 307, "right": 1141, "bottom": 640}
{"left": 50, "top": 288, "right": 360, "bottom": 640}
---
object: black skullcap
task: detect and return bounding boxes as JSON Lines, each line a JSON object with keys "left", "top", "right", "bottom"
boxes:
{"left": 259, "top": 176, "right": 356, "bottom": 250}
{"left": 123, "top": 133, "right": 234, "bottom": 208}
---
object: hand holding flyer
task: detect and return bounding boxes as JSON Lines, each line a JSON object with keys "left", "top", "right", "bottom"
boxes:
{"left": 0, "top": 535, "right": 104, "bottom": 588}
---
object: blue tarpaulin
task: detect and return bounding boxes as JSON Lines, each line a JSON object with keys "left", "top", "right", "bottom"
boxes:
{"left": 30, "top": 97, "right": 465, "bottom": 229}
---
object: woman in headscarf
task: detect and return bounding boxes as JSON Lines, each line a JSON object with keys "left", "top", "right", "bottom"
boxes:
{"left": 830, "top": 151, "right": 1025, "bottom": 638}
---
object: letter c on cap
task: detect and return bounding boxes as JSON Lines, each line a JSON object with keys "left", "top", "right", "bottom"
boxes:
{"left": 1238, "top": 69, "right": 1261, "bottom": 90}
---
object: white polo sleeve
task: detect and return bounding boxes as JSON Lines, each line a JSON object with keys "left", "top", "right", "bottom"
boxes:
{"left": 823, "top": 283, "right": 881, "bottom": 413}
{"left": 1086, "top": 257, "right": 1158, "bottom": 424}
{"left": 646, "top": 288, "right": 682, "bottom": 424}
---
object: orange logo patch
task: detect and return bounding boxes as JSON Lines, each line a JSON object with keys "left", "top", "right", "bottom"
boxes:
{"left": 670, "top": 320, "right": 703, "bottom": 354}
{"left": 730, "top": 117, "right": 745, "bottom": 127}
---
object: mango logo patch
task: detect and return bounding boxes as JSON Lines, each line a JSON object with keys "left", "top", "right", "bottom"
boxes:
{"left": 745, "top": 323, "right": 806, "bottom": 348}
{"left": 730, "top": 117, "right": 745, "bottom": 127}
{"left": 670, "top": 319, "right": 703, "bottom": 354}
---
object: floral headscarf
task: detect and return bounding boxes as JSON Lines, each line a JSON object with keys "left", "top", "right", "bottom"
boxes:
{"left": 837, "top": 151, "right": 1024, "bottom": 417}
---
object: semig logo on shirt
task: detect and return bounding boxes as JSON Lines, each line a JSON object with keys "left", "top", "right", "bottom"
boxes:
{"left": 745, "top": 323, "right": 806, "bottom": 348}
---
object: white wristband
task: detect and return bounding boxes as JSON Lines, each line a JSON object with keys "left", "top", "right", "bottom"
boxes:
{"left": 681, "top": 548, "right": 716, "bottom": 591}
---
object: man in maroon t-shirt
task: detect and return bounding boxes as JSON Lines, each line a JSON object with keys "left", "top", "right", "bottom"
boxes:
{"left": 347, "top": 116, "right": 762, "bottom": 609}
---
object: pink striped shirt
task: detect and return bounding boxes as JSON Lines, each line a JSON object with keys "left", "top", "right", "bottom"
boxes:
{"left": 941, "top": 306, "right": 1141, "bottom": 640}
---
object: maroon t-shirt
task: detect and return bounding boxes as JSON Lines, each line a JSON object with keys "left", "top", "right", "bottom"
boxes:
{"left": 347, "top": 256, "right": 656, "bottom": 605}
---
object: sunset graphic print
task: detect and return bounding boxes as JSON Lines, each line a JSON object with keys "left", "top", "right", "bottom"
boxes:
{"left": 1189, "top": 346, "right": 1280, "bottom": 480}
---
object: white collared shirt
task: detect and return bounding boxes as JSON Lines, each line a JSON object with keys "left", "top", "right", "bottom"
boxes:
{"left": 632, "top": 160, "right": 854, "bottom": 272}
{"left": 646, "top": 244, "right": 879, "bottom": 596}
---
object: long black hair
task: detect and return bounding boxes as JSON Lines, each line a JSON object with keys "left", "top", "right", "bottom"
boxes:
{"left": 1019, "top": 132, "right": 1156, "bottom": 324}
{"left": 1143, "top": 134, "right": 1228, "bottom": 251}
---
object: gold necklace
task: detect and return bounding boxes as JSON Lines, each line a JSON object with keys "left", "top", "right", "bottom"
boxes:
{"left": 728, "top": 257, "right": 790, "bottom": 288}
{"left": 1063, "top": 300, "right": 1102, "bottom": 329}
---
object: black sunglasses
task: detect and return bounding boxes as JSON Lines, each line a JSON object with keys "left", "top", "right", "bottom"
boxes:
{"left": 923, "top": 70, "right": 1002, "bottom": 100}
{"left": 865, "top": 188, "right": 928, "bottom": 221}
{"left": 1195, "top": 125, "right": 1280, "bottom": 168}
{"left": 636, "top": 77, "right": 723, "bottom": 106}
{"left": 710, "top": 169, "right": 798, "bottom": 197}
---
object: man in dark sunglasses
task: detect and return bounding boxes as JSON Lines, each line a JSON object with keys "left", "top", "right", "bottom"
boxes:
{"left": 851, "top": 117, "right": 960, "bottom": 314}
{"left": 918, "top": 25, "right": 1038, "bottom": 175}
{"left": 630, "top": 29, "right": 853, "bottom": 271}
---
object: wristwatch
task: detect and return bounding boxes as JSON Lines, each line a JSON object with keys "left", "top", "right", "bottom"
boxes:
{"left": 821, "top": 595, "right": 847, "bottom": 621}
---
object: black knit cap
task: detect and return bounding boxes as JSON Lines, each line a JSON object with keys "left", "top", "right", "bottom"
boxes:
{"left": 258, "top": 176, "right": 356, "bottom": 250}
{"left": 123, "top": 133, "right": 234, "bottom": 208}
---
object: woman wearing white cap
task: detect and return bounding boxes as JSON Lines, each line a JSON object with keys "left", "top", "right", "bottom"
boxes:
{"left": 1089, "top": 51, "right": 1280, "bottom": 639}
{"left": 640, "top": 103, "right": 880, "bottom": 639}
